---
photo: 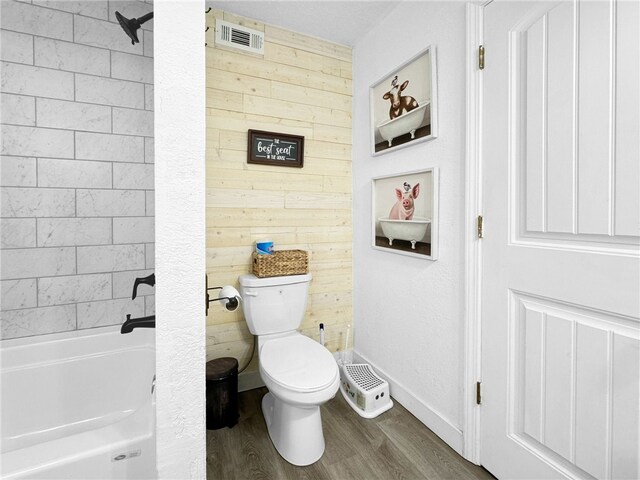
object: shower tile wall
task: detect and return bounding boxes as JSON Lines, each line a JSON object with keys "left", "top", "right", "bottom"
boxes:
{"left": 0, "top": 0, "right": 154, "bottom": 340}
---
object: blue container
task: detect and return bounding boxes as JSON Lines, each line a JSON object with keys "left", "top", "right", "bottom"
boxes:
{"left": 256, "top": 240, "right": 274, "bottom": 255}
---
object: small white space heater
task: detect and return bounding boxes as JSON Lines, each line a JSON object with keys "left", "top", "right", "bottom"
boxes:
{"left": 339, "top": 363, "right": 393, "bottom": 418}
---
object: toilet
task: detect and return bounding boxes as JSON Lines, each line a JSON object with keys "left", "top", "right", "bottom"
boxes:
{"left": 238, "top": 273, "right": 339, "bottom": 466}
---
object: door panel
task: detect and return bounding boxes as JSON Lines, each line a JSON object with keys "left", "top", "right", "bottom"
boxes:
{"left": 511, "top": 0, "right": 640, "bottom": 250}
{"left": 481, "top": 1, "right": 640, "bottom": 479}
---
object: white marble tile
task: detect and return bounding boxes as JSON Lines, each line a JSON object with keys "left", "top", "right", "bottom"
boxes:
{"left": 0, "top": 156, "right": 37, "bottom": 187}
{"left": 77, "top": 244, "right": 145, "bottom": 274}
{"left": 143, "top": 30, "right": 153, "bottom": 57}
{"left": 0, "top": 247, "right": 76, "bottom": 280}
{"left": 32, "top": 1, "right": 108, "bottom": 19}
{"left": 77, "top": 297, "right": 143, "bottom": 329}
{"left": 0, "top": 278, "right": 37, "bottom": 310}
{"left": 0, "top": 30, "right": 34, "bottom": 64}
{"left": 0, "top": 304, "right": 76, "bottom": 339}
{"left": 76, "top": 189, "right": 145, "bottom": 217}
{"left": 112, "top": 268, "right": 154, "bottom": 298}
{"left": 0, "top": 93, "right": 36, "bottom": 126}
{"left": 144, "top": 84, "right": 154, "bottom": 111}
{"left": 74, "top": 15, "right": 142, "bottom": 55}
{"left": 0, "top": 125, "right": 74, "bottom": 158}
{"left": 144, "top": 137, "right": 154, "bottom": 163}
{"left": 108, "top": 1, "right": 154, "bottom": 31}
{"left": 112, "top": 107, "right": 153, "bottom": 137}
{"left": 75, "top": 132, "right": 144, "bottom": 163}
{"left": 38, "top": 273, "right": 111, "bottom": 306}
{"left": 75, "top": 74, "right": 145, "bottom": 109}
{"left": 1, "top": 187, "right": 75, "bottom": 217}
{"left": 1, "top": 62, "right": 74, "bottom": 100}
{"left": 113, "top": 162, "right": 154, "bottom": 189}
{"left": 37, "top": 217, "right": 112, "bottom": 246}
{"left": 33, "top": 37, "right": 110, "bottom": 76}
{"left": 145, "top": 242, "right": 154, "bottom": 268}
{"left": 145, "top": 191, "right": 154, "bottom": 216}
{"left": 111, "top": 51, "right": 153, "bottom": 83}
{"left": 145, "top": 294, "right": 155, "bottom": 316}
{"left": 36, "top": 98, "right": 111, "bottom": 133}
{"left": 1, "top": 218, "right": 36, "bottom": 248}
{"left": 37, "top": 158, "right": 112, "bottom": 188}
{"left": 113, "top": 216, "right": 154, "bottom": 244}
{"left": 0, "top": 1, "right": 73, "bottom": 41}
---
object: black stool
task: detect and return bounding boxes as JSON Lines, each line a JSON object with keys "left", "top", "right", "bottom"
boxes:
{"left": 206, "top": 357, "right": 239, "bottom": 430}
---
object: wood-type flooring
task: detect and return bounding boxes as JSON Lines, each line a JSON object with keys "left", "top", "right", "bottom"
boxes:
{"left": 207, "top": 387, "right": 495, "bottom": 480}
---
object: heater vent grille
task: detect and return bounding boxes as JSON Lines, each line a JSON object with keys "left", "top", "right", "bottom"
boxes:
{"left": 216, "top": 19, "right": 264, "bottom": 55}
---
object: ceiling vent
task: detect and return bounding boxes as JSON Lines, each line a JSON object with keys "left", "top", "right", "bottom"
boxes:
{"left": 215, "top": 19, "right": 264, "bottom": 55}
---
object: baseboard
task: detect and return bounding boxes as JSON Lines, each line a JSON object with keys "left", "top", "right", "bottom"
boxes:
{"left": 238, "top": 369, "right": 264, "bottom": 392}
{"left": 353, "top": 350, "right": 464, "bottom": 456}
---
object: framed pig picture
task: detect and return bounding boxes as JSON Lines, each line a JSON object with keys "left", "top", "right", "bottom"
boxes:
{"left": 372, "top": 168, "right": 438, "bottom": 260}
{"left": 370, "top": 45, "right": 438, "bottom": 155}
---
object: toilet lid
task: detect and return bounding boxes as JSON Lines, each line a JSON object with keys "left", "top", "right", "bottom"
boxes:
{"left": 260, "top": 335, "right": 338, "bottom": 392}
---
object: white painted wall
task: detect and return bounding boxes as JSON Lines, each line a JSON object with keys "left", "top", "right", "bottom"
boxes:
{"left": 154, "top": 0, "right": 206, "bottom": 477}
{"left": 352, "top": 1, "right": 468, "bottom": 452}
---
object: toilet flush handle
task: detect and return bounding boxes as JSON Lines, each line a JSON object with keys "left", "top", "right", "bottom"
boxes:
{"left": 244, "top": 290, "right": 258, "bottom": 297}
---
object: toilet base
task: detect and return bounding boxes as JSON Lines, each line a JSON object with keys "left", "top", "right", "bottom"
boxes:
{"left": 261, "top": 392, "right": 325, "bottom": 466}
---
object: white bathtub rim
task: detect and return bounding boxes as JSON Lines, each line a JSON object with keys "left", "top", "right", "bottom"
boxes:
{"left": 1, "top": 325, "right": 154, "bottom": 371}
{"left": 2, "top": 324, "right": 135, "bottom": 348}
{"left": 378, "top": 216, "right": 431, "bottom": 225}
{"left": 376, "top": 100, "right": 430, "bottom": 129}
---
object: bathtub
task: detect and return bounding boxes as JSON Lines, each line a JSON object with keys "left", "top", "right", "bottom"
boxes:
{"left": 0, "top": 326, "right": 156, "bottom": 479}
{"left": 378, "top": 216, "right": 431, "bottom": 249}
{"left": 377, "top": 102, "right": 431, "bottom": 147}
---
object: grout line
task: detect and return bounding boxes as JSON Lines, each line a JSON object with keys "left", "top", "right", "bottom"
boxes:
{"left": 1, "top": 184, "right": 151, "bottom": 192}
{"left": 31, "top": 32, "right": 35, "bottom": 66}
{"left": 1, "top": 120, "right": 152, "bottom": 139}
{"left": 1, "top": 58, "right": 152, "bottom": 87}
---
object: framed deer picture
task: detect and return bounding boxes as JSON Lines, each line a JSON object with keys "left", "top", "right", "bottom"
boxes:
{"left": 371, "top": 168, "right": 439, "bottom": 260}
{"left": 370, "top": 45, "right": 438, "bottom": 155}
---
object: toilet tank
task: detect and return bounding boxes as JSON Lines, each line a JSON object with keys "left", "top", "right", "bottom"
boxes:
{"left": 238, "top": 273, "right": 311, "bottom": 336}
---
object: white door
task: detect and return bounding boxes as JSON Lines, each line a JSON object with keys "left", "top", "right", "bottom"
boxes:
{"left": 480, "top": 1, "right": 640, "bottom": 479}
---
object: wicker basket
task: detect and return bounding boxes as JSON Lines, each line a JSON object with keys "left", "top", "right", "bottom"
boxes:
{"left": 252, "top": 250, "right": 309, "bottom": 278}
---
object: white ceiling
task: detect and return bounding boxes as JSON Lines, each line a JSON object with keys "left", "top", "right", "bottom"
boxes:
{"left": 210, "top": 1, "right": 401, "bottom": 47}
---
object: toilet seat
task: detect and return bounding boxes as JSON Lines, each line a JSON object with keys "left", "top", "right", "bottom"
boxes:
{"left": 260, "top": 335, "right": 338, "bottom": 393}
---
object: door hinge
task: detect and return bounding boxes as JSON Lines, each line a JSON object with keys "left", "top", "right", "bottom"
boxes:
{"left": 478, "top": 45, "right": 485, "bottom": 70}
{"left": 477, "top": 215, "right": 484, "bottom": 239}
{"left": 476, "top": 381, "right": 482, "bottom": 405}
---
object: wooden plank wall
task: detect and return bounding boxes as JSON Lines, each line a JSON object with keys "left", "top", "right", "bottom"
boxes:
{"left": 205, "top": 10, "right": 353, "bottom": 372}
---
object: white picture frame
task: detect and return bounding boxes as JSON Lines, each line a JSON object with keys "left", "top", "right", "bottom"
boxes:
{"left": 371, "top": 168, "right": 439, "bottom": 260}
{"left": 370, "top": 45, "right": 438, "bottom": 156}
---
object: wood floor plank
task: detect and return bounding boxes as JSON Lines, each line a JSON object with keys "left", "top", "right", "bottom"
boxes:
{"left": 206, "top": 387, "right": 494, "bottom": 480}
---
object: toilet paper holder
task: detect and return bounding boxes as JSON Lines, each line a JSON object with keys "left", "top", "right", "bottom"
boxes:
{"left": 206, "top": 275, "right": 242, "bottom": 315}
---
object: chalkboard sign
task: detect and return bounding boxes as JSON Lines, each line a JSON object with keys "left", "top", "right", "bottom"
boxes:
{"left": 247, "top": 130, "right": 304, "bottom": 168}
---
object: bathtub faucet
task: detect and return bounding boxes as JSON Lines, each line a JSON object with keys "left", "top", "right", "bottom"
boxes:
{"left": 121, "top": 314, "right": 155, "bottom": 334}
{"left": 132, "top": 273, "right": 155, "bottom": 300}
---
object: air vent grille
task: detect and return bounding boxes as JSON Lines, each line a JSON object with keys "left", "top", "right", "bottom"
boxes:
{"left": 216, "top": 19, "right": 264, "bottom": 55}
